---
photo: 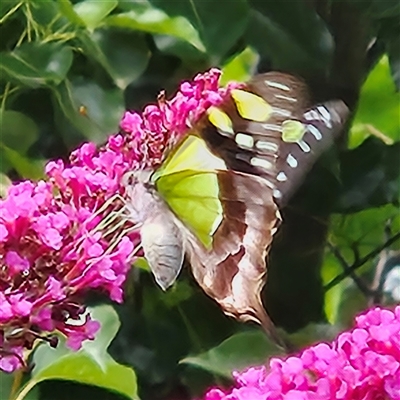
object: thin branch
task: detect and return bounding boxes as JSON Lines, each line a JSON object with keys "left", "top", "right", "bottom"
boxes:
{"left": 327, "top": 242, "right": 373, "bottom": 296}
{"left": 325, "top": 232, "right": 400, "bottom": 292}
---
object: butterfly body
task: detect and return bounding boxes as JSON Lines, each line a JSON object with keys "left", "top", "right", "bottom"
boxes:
{"left": 124, "top": 170, "right": 185, "bottom": 291}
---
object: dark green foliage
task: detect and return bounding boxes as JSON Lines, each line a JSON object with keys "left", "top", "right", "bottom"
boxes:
{"left": 1, "top": 1, "right": 399, "bottom": 399}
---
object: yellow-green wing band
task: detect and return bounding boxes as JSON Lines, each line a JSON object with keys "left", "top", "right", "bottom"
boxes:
{"left": 153, "top": 135, "right": 226, "bottom": 248}
{"left": 231, "top": 89, "right": 272, "bottom": 121}
{"left": 153, "top": 135, "right": 226, "bottom": 181}
{"left": 156, "top": 170, "right": 223, "bottom": 248}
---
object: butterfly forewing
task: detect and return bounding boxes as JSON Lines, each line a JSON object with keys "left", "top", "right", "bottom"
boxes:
{"left": 199, "top": 72, "right": 348, "bottom": 206}
{"left": 275, "top": 100, "right": 348, "bottom": 204}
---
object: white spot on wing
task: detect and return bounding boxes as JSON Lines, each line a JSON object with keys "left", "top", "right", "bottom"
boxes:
{"left": 235, "top": 133, "right": 254, "bottom": 148}
{"left": 277, "top": 171, "right": 287, "bottom": 182}
{"left": 218, "top": 128, "right": 234, "bottom": 137}
{"left": 308, "top": 125, "right": 322, "bottom": 141}
{"left": 250, "top": 157, "right": 273, "bottom": 170}
{"left": 317, "top": 106, "right": 332, "bottom": 128}
{"left": 263, "top": 179, "right": 275, "bottom": 189}
{"left": 273, "top": 189, "right": 282, "bottom": 198}
{"left": 275, "top": 94, "right": 297, "bottom": 102}
{"left": 265, "top": 80, "right": 290, "bottom": 91}
{"left": 298, "top": 140, "right": 311, "bottom": 153}
{"left": 286, "top": 154, "right": 298, "bottom": 168}
{"left": 261, "top": 123, "right": 281, "bottom": 132}
{"left": 304, "top": 110, "right": 319, "bottom": 121}
{"left": 255, "top": 140, "right": 279, "bottom": 153}
{"left": 271, "top": 107, "right": 292, "bottom": 117}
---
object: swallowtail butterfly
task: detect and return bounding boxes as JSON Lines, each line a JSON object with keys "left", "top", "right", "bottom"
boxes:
{"left": 123, "top": 72, "right": 348, "bottom": 348}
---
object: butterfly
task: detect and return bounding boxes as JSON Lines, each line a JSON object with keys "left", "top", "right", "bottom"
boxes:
{"left": 123, "top": 135, "right": 283, "bottom": 343}
{"left": 123, "top": 72, "right": 348, "bottom": 348}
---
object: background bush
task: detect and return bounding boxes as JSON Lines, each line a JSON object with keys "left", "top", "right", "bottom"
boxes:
{"left": 0, "top": 1, "right": 399, "bottom": 399}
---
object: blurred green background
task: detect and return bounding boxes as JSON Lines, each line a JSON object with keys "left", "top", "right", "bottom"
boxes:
{"left": 0, "top": 1, "right": 399, "bottom": 399}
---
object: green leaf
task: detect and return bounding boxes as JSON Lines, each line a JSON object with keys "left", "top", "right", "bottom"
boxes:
{"left": 221, "top": 47, "right": 259, "bottom": 85}
{"left": 0, "top": 110, "right": 39, "bottom": 154}
{"left": 334, "top": 279, "right": 369, "bottom": 328}
{"left": 0, "top": 42, "right": 73, "bottom": 88}
{"left": 153, "top": 35, "right": 208, "bottom": 67}
{"left": 0, "top": 110, "right": 39, "bottom": 174}
{"left": 26, "top": 305, "right": 139, "bottom": 400}
{"left": 349, "top": 56, "right": 400, "bottom": 148}
{"left": 0, "top": 142, "right": 45, "bottom": 180}
{"left": 51, "top": 78, "right": 124, "bottom": 145}
{"left": 73, "top": 0, "right": 118, "bottom": 30}
{"left": 149, "top": 0, "right": 249, "bottom": 59}
{"left": 0, "top": 372, "right": 39, "bottom": 400}
{"left": 106, "top": 5, "right": 205, "bottom": 52}
{"left": 348, "top": 0, "right": 400, "bottom": 18}
{"left": 79, "top": 28, "right": 150, "bottom": 89}
{"left": 387, "top": 34, "right": 400, "bottom": 90}
{"left": 181, "top": 330, "right": 283, "bottom": 378}
{"left": 0, "top": 0, "right": 20, "bottom": 22}
{"left": 0, "top": 172, "right": 12, "bottom": 197}
{"left": 133, "top": 257, "right": 151, "bottom": 272}
{"left": 245, "top": 0, "right": 333, "bottom": 74}
{"left": 326, "top": 205, "right": 400, "bottom": 325}
{"left": 287, "top": 322, "right": 339, "bottom": 348}
{"left": 29, "top": 0, "right": 72, "bottom": 31}
{"left": 336, "top": 139, "right": 400, "bottom": 212}
{"left": 57, "top": 0, "right": 86, "bottom": 26}
{"left": 330, "top": 204, "right": 400, "bottom": 265}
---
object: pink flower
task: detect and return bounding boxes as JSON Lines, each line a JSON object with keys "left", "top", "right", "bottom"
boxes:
{"left": 200, "top": 306, "right": 400, "bottom": 400}
{"left": 119, "top": 68, "right": 232, "bottom": 169}
{"left": 1, "top": 68, "right": 230, "bottom": 372}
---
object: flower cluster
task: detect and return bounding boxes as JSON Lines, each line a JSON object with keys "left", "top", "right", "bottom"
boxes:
{"left": 0, "top": 69, "right": 229, "bottom": 373}
{"left": 203, "top": 306, "right": 400, "bottom": 400}
{"left": 120, "top": 68, "right": 236, "bottom": 167}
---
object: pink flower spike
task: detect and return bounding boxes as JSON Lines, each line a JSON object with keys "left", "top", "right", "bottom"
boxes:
{"left": 200, "top": 306, "right": 400, "bottom": 400}
{"left": 0, "top": 69, "right": 238, "bottom": 373}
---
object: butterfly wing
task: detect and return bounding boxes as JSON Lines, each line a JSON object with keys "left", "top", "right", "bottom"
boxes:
{"left": 199, "top": 72, "right": 349, "bottom": 206}
{"left": 155, "top": 166, "right": 283, "bottom": 345}
{"left": 188, "top": 170, "right": 283, "bottom": 345}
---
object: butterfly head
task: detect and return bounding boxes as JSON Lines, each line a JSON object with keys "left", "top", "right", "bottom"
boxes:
{"left": 121, "top": 169, "right": 158, "bottom": 223}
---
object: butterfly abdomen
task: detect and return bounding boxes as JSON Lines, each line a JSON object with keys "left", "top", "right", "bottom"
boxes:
{"left": 140, "top": 211, "right": 185, "bottom": 291}
{"left": 123, "top": 171, "right": 185, "bottom": 290}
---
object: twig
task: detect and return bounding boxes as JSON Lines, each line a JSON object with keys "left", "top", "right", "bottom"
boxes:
{"left": 327, "top": 242, "right": 373, "bottom": 296}
{"left": 325, "top": 232, "right": 400, "bottom": 292}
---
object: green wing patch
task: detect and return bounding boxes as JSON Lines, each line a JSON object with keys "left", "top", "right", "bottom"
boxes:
{"left": 231, "top": 89, "right": 272, "bottom": 121}
{"left": 156, "top": 170, "right": 223, "bottom": 249}
{"left": 282, "top": 120, "right": 306, "bottom": 143}
{"left": 153, "top": 135, "right": 226, "bottom": 181}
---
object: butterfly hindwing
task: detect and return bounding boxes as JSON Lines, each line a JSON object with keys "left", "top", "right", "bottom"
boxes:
{"left": 183, "top": 169, "right": 284, "bottom": 346}
{"left": 156, "top": 169, "right": 224, "bottom": 249}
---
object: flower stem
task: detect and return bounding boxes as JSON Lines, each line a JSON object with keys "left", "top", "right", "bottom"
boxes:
{"left": 9, "top": 370, "right": 23, "bottom": 400}
{"left": 12, "top": 379, "right": 36, "bottom": 400}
